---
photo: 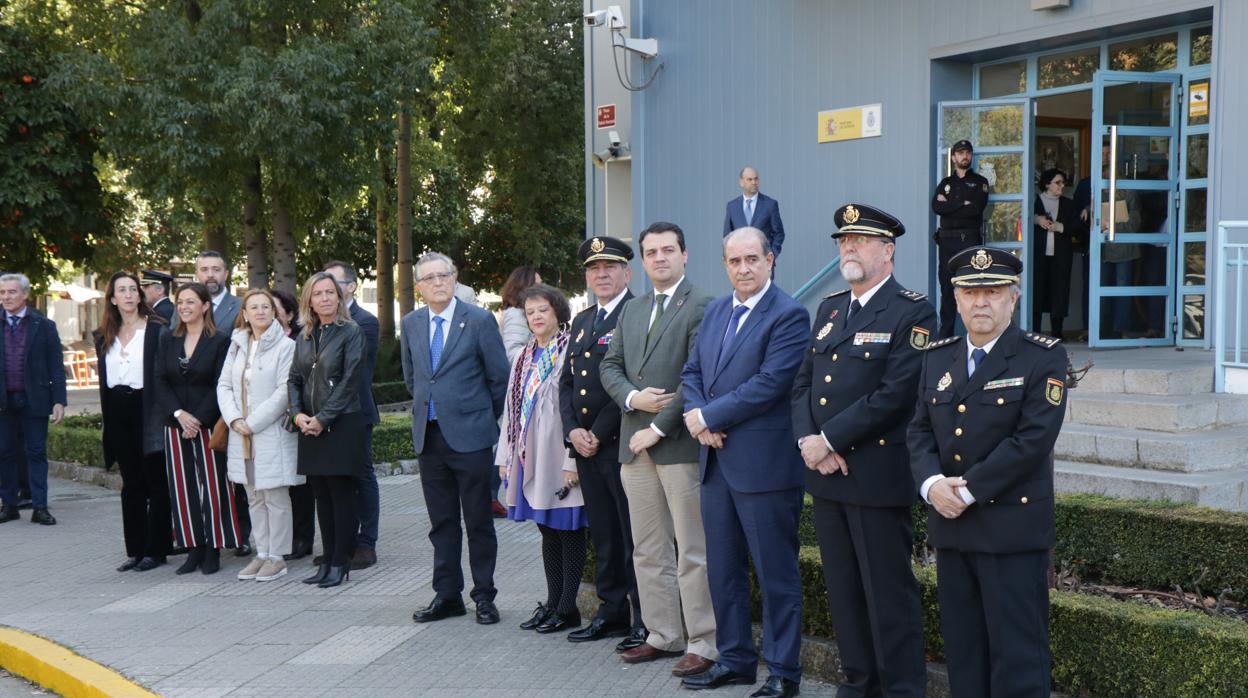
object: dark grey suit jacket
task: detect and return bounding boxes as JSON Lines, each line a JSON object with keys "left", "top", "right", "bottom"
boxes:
{"left": 400, "top": 300, "right": 510, "bottom": 454}
{"left": 213, "top": 292, "right": 241, "bottom": 332}
{"left": 600, "top": 278, "right": 712, "bottom": 465}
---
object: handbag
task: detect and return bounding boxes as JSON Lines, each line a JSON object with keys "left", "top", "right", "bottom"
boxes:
{"left": 208, "top": 416, "right": 228, "bottom": 451}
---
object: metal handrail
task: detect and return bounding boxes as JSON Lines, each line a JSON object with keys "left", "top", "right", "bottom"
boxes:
{"left": 793, "top": 256, "right": 841, "bottom": 302}
{"left": 1214, "top": 221, "right": 1248, "bottom": 392}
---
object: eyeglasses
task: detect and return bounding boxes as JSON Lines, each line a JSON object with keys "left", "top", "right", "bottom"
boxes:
{"left": 417, "top": 272, "right": 454, "bottom": 285}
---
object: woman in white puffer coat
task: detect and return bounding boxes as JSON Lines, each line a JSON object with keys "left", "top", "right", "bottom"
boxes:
{"left": 217, "top": 289, "right": 303, "bottom": 582}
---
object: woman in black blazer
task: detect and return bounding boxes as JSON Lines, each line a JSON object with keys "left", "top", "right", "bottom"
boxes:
{"left": 94, "top": 272, "right": 170, "bottom": 572}
{"left": 154, "top": 282, "right": 235, "bottom": 575}
{"left": 1032, "top": 168, "right": 1079, "bottom": 339}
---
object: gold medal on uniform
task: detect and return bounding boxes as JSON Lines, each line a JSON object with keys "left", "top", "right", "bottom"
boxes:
{"left": 937, "top": 371, "right": 953, "bottom": 392}
{"left": 816, "top": 322, "right": 833, "bottom": 341}
{"left": 1046, "top": 378, "right": 1064, "bottom": 406}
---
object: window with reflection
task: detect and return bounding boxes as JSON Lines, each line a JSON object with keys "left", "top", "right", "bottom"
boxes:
{"left": 1110, "top": 33, "right": 1177, "bottom": 72}
{"left": 1037, "top": 48, "right": 1099, "bottom": 89}
{"left": 1191, "top": 26, "right": 1212, "bottom": 66}
{"left": 979, "top": 61, "right": 1026, "bottom": 98}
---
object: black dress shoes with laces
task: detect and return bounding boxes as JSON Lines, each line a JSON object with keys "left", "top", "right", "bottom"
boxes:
{"left": 117, "top": 557, "right": 141, "bottom": 572}
{"left": 475, "top": 600, "right": 500, "bottom": 625}
{"left": 680, "top": 663, "right": 756, "bottom": 691}
{"left": 29, "top": 508, "right": 56, "bottom": 525}
{"left": 0, "top": 506, "right": 18, "bottom": 523}
{"left": 411, "top": 598, "right": 467, "bottom": 623}
{"left": 750, "top": 675, "right": 800, "bottom": 698}
{"left": 615, "top": 627, "right": 648, "bottom": 653}
{"left": 567, "top": 618, "right": 630, "bottom": 643}
{"left": 519, "top": 603, "right": 552, "bottom": 630}
{"left": 535, "top": 610, "right": 580, "bottom": 634}
{"left": 134, "top": 556, "right": 166, "bottom": 572}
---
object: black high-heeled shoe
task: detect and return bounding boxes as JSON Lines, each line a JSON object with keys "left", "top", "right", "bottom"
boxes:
{"left": 317, "top": 565, "right": 349, "bottom": 588}
{"left": 175, "top": 547, "right": 204, "bottom": 575}
{"left": 200, "top": 547, "right": 221, "bottom": 575}
{"left": 302, "top": 563, "right": 331, "bottom": 585}
{"left": 117, "top": 556, "right": 141, "bottom": 572}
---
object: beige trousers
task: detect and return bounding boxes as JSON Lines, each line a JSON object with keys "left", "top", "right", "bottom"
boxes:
{"left": 619, "top": 450, "right": 717, "bottom": 659}
{"left": 243, "top": 477, "right": 293, "bottom": 558}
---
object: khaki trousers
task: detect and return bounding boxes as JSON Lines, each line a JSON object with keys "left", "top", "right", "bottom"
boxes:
{"left": 243, "top": 479, "right": 293, "bottom": 558}
{"left": 619, "top": 450, "right": 717, "bottom": 659}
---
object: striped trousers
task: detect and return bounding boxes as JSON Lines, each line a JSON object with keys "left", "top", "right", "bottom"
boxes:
{"left": 164, "top": 426, "right": 241, "bottom": 550}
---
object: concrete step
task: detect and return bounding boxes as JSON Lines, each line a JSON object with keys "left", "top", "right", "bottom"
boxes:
{"left": 1055, "top": 460, "right": 1248, "bottom": 512}
{"left": 1055, "top": 423, "right": 1248, "bottom": 472}
{"left": 1064, "top": 390, "right": 1248, "bottom": 432}
{"left": 1072, "top": 359, "right": 1212, "bottom": 395}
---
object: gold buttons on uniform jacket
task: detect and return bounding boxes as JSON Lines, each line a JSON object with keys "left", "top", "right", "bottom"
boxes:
{"left": 878, "top": 439, "right": 886, "bottom": 446}
{"left": 580, "top": 389, "right": 587, "bottom": 396}
{"left": 954, "top": 454, "right": 962, "bottom": 462}
{"left": 584, "top": 351, "right": 591, "bottom": 358}
{"left": 954, "top": 427, "right": 963, "bottom": 437}
{"left": 581, "top": 370, "right": 587, "bottom": 376}
{"left": 864, "top": 351, "right": 871, "bottom": 359}
{"left": 824, "top": 375, "right": 832, "bottom": 383}
{"left": 957, "top": 404, "right": 966, "bottom": 413}
{"left": 832, "top": 354, "right": 838, "bottom": 361}
{"left": 997, "top": 397, "right": 1005, "bottom": 405}
{"left": 581, "top": 408, "right": 588, "bottom": 414}
{"left": 819, "top": 398, "right": 828, "bottom": 405}
{"left": 1021, "top": 496, "right": 1029, "bottom": 504}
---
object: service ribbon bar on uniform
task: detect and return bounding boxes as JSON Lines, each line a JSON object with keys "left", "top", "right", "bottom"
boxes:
{"left": 852, "top": 332, "right": 891, "bottom": 345}
{"left": 983, "top": 377, "right": 1025, "bottom": 390}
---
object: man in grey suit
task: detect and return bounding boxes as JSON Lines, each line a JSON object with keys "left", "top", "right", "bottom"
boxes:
{"left": 600, "top": 222, "right": 717, "bottom": 678}
{"left": 401, "top": 251, "right": 510, "bottom": 626}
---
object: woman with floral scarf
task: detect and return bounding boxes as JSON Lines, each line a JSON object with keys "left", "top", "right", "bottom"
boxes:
{"left": 496, "top": 285, "right": 587, "bottom": 633}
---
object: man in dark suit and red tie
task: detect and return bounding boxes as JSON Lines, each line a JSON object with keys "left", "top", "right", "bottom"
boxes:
{"left": 723, "top": 167, "right": 786, "bottom": 263}
{"left": 679, "top": 227, "right": 809, "bottom": 698}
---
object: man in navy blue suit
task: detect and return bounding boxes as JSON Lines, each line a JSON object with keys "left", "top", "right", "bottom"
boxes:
{"left": 679, "top": 228, "right": 809, "bottom": 698}
{"left": 723, "top": 167, "right": 786, "bottom": 263}
{"left": 0, "top": 273, "right": 67, "bottom": 525}
{"left": 325, "top": 261, "right": 382, "bottom": 571}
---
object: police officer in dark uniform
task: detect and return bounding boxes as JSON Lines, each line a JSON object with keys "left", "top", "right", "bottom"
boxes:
{"left": 140, "top": 270, "right": 175, "bottom": 323}
{"left": 907, "top": 246, "right": 1068, "bottom": 698}
{"left": 932, "top": 140, "right": 990, "bottom": 339}
{"left": 792, "top": 204, "right": 935, "bottom": 697}
{"left": 558, "top": 236, "right": 646, "bottom": 649}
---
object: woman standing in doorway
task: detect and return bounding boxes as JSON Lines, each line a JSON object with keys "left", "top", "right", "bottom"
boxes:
{"left": 1033, "top": 168, "right": 1078, "bottom": 338}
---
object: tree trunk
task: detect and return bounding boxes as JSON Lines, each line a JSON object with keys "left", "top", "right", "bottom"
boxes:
{"left": 270, "top": 194, "right": 297, "bottom": 294}
{"left": 375, "top": 151, "right": 396, "bottom": 344}
{"left": 242, "top": 160, "right": 269, "bottom": 288}
{"left": 395, "top": 101, "right": 415, "bottom": 317}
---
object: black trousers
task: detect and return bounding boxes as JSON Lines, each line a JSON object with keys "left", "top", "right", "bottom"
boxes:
{"left": 812, "top": 498, "right": 925, "bottom": 697}
{"left": 418, "top": 421, "right": 497, "bottom": 603}
{"left": 936, "top": 548, "right": 1051, "bottom": 698}
{"left": 106, "top": 388, "right": 171, "bottom": 559}
{"left": 538, "top": 524, "right": 587, "bottom": 616}
{"left": 576, "top": 453, "right": 643, "bottom": 628}
{"left": 936, "top": 230, "right": 983, "bottom": 339}
{"left": 233, "top": 482, "right": 252, "bottom": 547}
{"left": 290, "top": 482, "right": 315, "bottom": 547}
{"left": 310, "top": 474, "right": 357, "bottom": 567}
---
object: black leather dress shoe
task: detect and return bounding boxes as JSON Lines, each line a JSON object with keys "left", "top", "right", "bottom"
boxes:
{"left": 535, "top": 610, "right": 580, "bottom": 634}
{"left": 616, "top": 627, "right": 647, "bottom": 653}
{"left": 285, "top": 539, "right": 313, "bottom": 561}
{"left": 29, "top": 508, "right": 56, "bottom": 525}
{"left": 349, "top": 546, "right": 377, "bottom": 571}
{"left": 750, "top": 675, "right": 800, "bottom": 698}
{"left": 0, "top": 506, "right": 19, "bottom": 523}
{"left": 117, "top": 557, "right": 141, "bottom": 572}
{"left": 235, "top": 543, "right": 253, "bottom": 558}
{"left": 317, "top": 565, "right": 349, "bottom": 588}
{"left": 680, "top": 663, "right": 756, "bottom": 691}
{"left": 134, "top": 556, "right": 166, "bottom": 572}
{"left": 302, "top": 563, "right": 332, "bottom": 585}
{"left": 412, "top": 598, "right": 467, "bottom": 623}
{"left": 519, "top": 603, "right": 552, "bottom": 630}
{"left": 475, "top": 600, "right": 500, "bottom": 625}
{"left": 567, "top": 618, "right": 630, "bottom": 643}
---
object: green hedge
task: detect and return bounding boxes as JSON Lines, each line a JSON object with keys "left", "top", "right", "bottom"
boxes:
{"left": 47, "top": 424, "right": 106, "bottom": 468}
{"left": 768, "top": 547, "right": 1248, "bottom": 698}
{"left": 373, "top": 417, "right": 417, "bottom": 464}
{"left": 372, "top": 380, "right": 411, "bottom": 406}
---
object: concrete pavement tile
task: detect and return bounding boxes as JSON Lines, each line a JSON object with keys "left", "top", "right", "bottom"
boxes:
{"left": 287, "top": 625, "right": 425, "bottom": 666}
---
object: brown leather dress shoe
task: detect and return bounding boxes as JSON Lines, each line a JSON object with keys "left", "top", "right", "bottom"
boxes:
{"left": 671, "top": 653, "right": 715, "bottom": 677}
{"left": 619, "top": 643, "right": 681, "bottom": 664}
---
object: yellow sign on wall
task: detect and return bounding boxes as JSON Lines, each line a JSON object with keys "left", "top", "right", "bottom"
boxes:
{"left": 1189, "top": 81, "right": 1209, "bottom": 119}
{"left": 818, "top": 103, "right": 882, "bottom": 143}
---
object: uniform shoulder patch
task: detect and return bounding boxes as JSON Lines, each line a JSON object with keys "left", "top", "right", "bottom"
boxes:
{"left": 824, "top": 289, "right": 850, "bottom": 299}
{"left": 925, "top": 335, "right": 961, "bottom": 350}
{"left": 1024, "top": 332, "right": 1062, "bottom": 349}
{"left": 897, "top": 289, "right": 927, "bottom": 302}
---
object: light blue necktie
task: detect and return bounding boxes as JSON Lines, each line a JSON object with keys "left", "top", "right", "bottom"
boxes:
{"left": 428, "top": 316, "right": 445, "bottom": 421}
{"left": 717, "top": 304, "right": 751, "bottom": 368}
{"left": 745, "top": 198, "right": 755, "bottom": 224}
{"left": 970, "top": 347, "right": 987, "bottom": 376}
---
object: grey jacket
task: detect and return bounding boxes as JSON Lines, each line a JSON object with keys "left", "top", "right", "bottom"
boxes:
{"left": 600, "top": 278, "right": 712, "bottom": 464}
{"left": 287, "top": 320, "right": 364, "bottom": 428}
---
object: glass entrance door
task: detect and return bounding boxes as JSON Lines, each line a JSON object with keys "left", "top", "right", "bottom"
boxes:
{"left": 1090, "top": 71, "right": 1181, "bottom": 346}
{"left": 936, "top": 99, "right": 1033, "bottom": 325}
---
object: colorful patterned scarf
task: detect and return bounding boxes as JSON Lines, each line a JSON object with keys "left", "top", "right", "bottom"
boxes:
{"left": 505, "top": 330, "right": 569, "bottom": 453}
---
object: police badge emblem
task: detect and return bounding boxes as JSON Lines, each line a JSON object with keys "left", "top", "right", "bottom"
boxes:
{"left": 1046, "top": 378, "right": 1064, "bottom": 406}
{"left": 816, "top": 322, "right": 833, "bottom": 341}
{"left": 910, "top": 326, "right": 930, "bottom": 350}
{"left": 937, "top": 371, "right": 953, "bottom": 392}
{"left": 944, "top": 184, "right": 951, "bottom": 195}
{"left": 590, "top": 237, "right": 605, "bottom": 253}
{"left": 971, "top": 248, "right": 993, "bottom": 271}
{"left": 843, "top": 205, "right": 860, "bottom": 224}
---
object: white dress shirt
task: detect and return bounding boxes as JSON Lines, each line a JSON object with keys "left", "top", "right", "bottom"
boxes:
{"left": 428, "top": 297, "right": 458, "bottom": 348}
{"left": 919, "top": 331, "right": 1005, "bottom": 506}
{"left": 598, "top": 288, "right": 629, "bottom": 319}
{"left": 105, "top": 327, "right": 146, "bottom": 390}
{"left": 625, "top": 276, "right": 686, "bottom": 436}
{"left": 742, "top": 194, "right": 758, "bottom": 224}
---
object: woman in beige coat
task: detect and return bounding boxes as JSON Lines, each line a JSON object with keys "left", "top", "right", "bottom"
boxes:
{"left": 217, "top": 289, "right": 302, "bottom": 582}
{"left": 496, "top": 285, "right": 585, "bottom": 633}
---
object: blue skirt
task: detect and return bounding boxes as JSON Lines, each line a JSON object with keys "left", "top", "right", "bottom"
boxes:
{"left": 506, "top": 455, "right": 587, "bottom": 531}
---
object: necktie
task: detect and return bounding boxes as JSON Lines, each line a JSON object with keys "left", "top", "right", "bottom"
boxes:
{"left": 970, "top": 347, "right": 987, "bottom": 376}
{"left": 646, "top": 294, "right": 667, "bottom": 349}
{"left": 7, "top": 316, "right": 17, "bottom": 333}
{"left": 717, "top": 304, "right": 751, "bottom": 368}
{"left": 847, "top": 299, "right": 862, "bottom": 321}
{"left": 745, "top": 198, "right": 754, "bottom": 224}
{"left": 592, "top": 307, "right": 607, "bottom": 334}
{"left": 428, "top": 316, "right": 445, "bottom": 420}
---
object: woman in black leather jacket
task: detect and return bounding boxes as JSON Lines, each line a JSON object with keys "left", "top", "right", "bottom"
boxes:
{"left": 288, "top": 272, "right": 365, "bottom": 588}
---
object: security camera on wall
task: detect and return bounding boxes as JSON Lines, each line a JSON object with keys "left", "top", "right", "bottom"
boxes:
{"left": 584, "top": 10, "right": 607, "bottom": 27}
{"left": 608, "top": 130, "right": 622, "bottom": 148}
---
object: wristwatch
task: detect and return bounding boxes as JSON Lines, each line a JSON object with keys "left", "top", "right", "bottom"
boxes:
{"left": 173, "top": 409, "right": 183, "bottom": 419}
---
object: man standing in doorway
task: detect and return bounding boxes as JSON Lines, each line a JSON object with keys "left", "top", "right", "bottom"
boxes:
{"left": 0, "top": 273, "right": 67, "bottom": 526}
{"left": 724, "top": 167, "right": 786, "bottom": 263}
{"left": 324, "top": 261, "right": 381, "bottom": 571}
{"left": 932, "top": 140, "right": 989, "bottom": 339}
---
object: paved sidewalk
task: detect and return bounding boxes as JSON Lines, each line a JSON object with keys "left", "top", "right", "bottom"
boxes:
{"left": 0, "top": 476, "right": 837, "bottom": 697}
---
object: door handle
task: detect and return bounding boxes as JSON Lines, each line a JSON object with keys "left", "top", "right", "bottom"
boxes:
{"left": 1108, "top": 125, "right": 1118, "bottom": 242}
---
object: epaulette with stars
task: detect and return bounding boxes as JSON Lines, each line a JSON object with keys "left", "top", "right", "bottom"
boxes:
{"left": 925, "top": 335, "right": 961, "bottom": 350}
{"left": 897, "top": 289, "right": 927, "bottom": 302}
{"left": 1024, "top": 332, "right": 1061, "bottom": 349}
{"left": 824, "top": 289, "right": 850, "bottom": 299}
